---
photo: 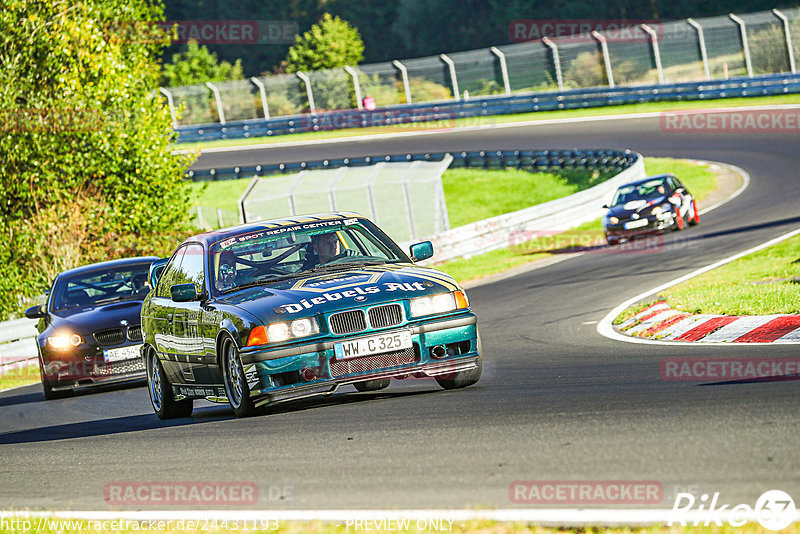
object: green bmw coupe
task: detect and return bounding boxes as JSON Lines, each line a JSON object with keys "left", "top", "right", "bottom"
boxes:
{"left": 141, "top": 212, "right": 481, "bottom": 418}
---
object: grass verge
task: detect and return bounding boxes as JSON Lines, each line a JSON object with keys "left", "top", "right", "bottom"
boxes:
{"left": 0, "top": 519, "right": 797, "bottom": 533}
{"left": 174, "top": 93, "right": 800, "bottom": 151}
{"left": 434, "top": 158, "right": 717, "bottom": 284}
{"left": 0, "top": 361, "right": 40, "bottom": 391}
{"left": 655, "top": 233, "right": 800, "bottom": 315}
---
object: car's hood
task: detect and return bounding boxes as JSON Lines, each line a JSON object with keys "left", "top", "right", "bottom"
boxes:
{"left": 215, "top": 264, "right": 461, "bottom": 324}
{"left": 50, "top": 300, "right": 144, "bottom": 335}
{"left": 607, "top": 195, "right": 667, "bottom": 218}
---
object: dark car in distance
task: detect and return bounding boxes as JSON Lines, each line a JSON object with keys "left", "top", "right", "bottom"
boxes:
{"left": 25, "top": 256, "right": 158, "bottom": 399}
{"left": 141, "top": 212, "right": 482, "bottom": 419}
{"left": 602, "top": 173, "right": 699, "bottom": 245}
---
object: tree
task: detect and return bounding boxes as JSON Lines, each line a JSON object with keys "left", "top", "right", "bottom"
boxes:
{"left": 284, "top": 13, "right": 364, "bottom": 73}
{"left": 161, "top": 40, "right": 245, "bottom": 87}
{"left": 0, "top": 0, "right": 195, "bottom": 319}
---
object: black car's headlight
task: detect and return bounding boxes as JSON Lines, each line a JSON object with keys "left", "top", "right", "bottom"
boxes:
{"left": 46, "top": 332, "right": 83, "bottom": 350}
{"left": 608, "top": 216, "right": 620, "bottom": 225}
{"left": 247, "top": 318, "right": 320, "bottom": 346}
{"left": 651, "top": 203, "right": 671, "bottom": 217}
{"left": 409, "top": 291, "right": 469, "bottom": 318}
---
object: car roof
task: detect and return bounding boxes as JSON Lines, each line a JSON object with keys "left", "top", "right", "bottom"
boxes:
{"left": 619, "top": 174, "right": 675, "bottom": 188}
{"left": 57, "top": 256, "right": 160, "bottom": 278}
{"left": 183, "top": 211, "right": 365, "bottom": 248}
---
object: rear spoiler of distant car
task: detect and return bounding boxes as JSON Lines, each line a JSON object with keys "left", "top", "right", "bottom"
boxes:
{"left": 148, "top": 258, "right": 169, "bottom": 291}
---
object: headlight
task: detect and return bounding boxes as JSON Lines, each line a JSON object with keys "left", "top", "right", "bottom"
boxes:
{"left": 409, "top": 290, "right": 469, "bottom": 318}
{"left": 46, "top": 333, "right": 82, "bottom": 350}
{"left": 247, "top": 318, "right": 320, "bottom": 346}
{"left": 651, "top": 206, "right": 663, "bottom": 216}
{"left": 608, "top": 216, "right": 619, "bottom": 225}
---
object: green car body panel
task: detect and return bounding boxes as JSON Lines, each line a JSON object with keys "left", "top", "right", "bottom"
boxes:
{"left": 140, "top": 213, "right": 480, "bottom": 416}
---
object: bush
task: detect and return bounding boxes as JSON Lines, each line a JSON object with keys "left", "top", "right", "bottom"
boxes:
{"left": 0, "top": 0, "right": 196, "bottom": 319}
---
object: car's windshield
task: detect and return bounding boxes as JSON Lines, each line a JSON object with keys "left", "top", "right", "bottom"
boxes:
{"left": 610, "top": 178, "right": 669, "bottom": 207}
{"left": 209, "top": 218, "right": 408, "bottom": 295}
{"left": 50, "top": 263, "right": 152, "bottom": 312}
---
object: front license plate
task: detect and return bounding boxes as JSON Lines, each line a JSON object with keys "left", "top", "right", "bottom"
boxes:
{"left": 624, "top": 219, "right": 649, "bottom": 230}
{"left": 103, "top": 344, "right": 143, "bottom": 363}
{"left": 335, "top": 331, "right": 412, "bottom": 360}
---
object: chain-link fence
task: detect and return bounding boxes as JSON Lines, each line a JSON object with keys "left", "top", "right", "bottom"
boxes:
{"left": 238, "top": 157, "right": 452, "bottom": 243}
{"left": 161, "top": 8, "right": 800, "bottom": 125}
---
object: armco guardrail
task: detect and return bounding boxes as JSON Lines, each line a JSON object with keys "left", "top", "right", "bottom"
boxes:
{"left": 175, "top": 73, "right": 800, "bottom": 144}
{"left": 417, "top": 153, "right": 645, "bottom": 263}
{"left": 187, "top": 149, "right": 636, "bottom": 182}
{"left": 0, "top": 318, "right": 39, "bottom": 368}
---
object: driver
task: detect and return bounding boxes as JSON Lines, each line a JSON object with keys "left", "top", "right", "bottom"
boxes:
{"left": 215, "top": 251, "right": 237, "bottom": 292}
{"left": 304, "top": 231, "right": 358, "bottom": 268}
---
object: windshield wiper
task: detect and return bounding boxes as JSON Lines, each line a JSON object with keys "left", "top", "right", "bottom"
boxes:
{"left": 219, "top": 273, "right": 304, "bottom": 295}
{"left": 305, "top": 260, "right": 387, "bottom": 273}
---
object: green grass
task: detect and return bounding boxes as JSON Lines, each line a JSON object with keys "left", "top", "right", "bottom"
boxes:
{"left": 443, "top": 168, "right": 609, "bottom": 228}
{"left": 1, "top": 519, "right": 796, "bottom": 534}
{"left": 174, "top": 93, "right": 800, "bottom": 150}
{"left": 657, "top": 234, "right": 800, "bottom": 315}
{"left": 0, "top": 361, "right": 39, "bottom": 391}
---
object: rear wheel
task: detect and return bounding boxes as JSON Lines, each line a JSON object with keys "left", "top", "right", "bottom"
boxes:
{"left": 354, "top": 379, "right": 391, "bottom": 392}
{"left": 436, "top": 335, "right": 483, "bottom": 390}
{"left": 146, "top": 348, "right": 192, "bottom": 419}
{"left": 222, "top": 338, "right": 256, "bottom": 417}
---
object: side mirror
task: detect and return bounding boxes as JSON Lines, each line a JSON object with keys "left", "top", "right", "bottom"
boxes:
{"left": 602, "top": 204, "right": 609, "bottom": 209}
{"left": 171, "top": 283, "right": 197, "bottom": 302}
{"left": 410, "top": 241, "right": 434, "bottom": 262}
{"left": 24, "top": 305, "right": 45, "bottom": 319}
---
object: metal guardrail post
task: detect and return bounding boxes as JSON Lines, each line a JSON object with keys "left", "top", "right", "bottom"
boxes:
{"left": 238, "top": 175, "right": 261, "bottom": 224}
{"left": 687, "top": 18, "right": 711, "bottom": 81}
{"left": 440, "top": 54, "right": 460, "bottom": 100}
{"left": 729, "top": 14, "right": 753, "bottom": 77}
{"left": 158, "top": 88, "right": 178, "bottom": 128}
{"left": 773, "top": 9, "right": 797, "bottom": 74}
{"left": 296, "top": 72, "right": 316, "bottom": 114}
{"left": 641, "top": 24, "right": 664, "bottom": 84}
{"left": 365, "top": 163, "right": 384, "bottom": 222}
{"left": 542, "top": 37, "right": 564, "bottom": 91}
{"left": 205, "top": 82, "right": 226, "bottom": 124}
{"left": 591, "top": 31, "right": 615, "bottom": 88}
{"left": 249, "top": 77, "right": 270, "bottom": 119}
{"left": 343, "top": 66, "right": 363, "bottom": 110}
{"left": 393, "top": 60, "right": 412, "bottom": 104}
{"left": 490, "top": 46, "right": 511, "bottom": 96}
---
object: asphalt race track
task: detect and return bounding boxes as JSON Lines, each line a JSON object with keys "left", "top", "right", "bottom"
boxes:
{"left": 2, "top": 114, "right": 799, "bottom": 511}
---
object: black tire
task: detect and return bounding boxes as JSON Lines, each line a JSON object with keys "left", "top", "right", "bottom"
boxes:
{"left": 221, "top": 337, "right": 256, "bottom": 417}
{"left": 435, "top": 335, "right": 483, "bottom": 390}
{"left": 39, "top": 357, "right": 72, "bottom": 400}
{"left": 354, "top": 378, "right": 391, "bottom": 392}
{"left": 146, "top": 348, "right": 193, "bottom": 419}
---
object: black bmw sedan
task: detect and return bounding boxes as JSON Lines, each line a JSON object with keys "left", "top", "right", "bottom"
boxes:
{"left": 25, "top": 256, "right": 158, "bottom": 399}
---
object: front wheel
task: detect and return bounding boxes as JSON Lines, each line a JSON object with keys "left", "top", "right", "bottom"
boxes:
{"left": 222, "top": 338, "right": 256, "bottom": 417}
{"left": 436, "top": 336, "right": 483, "bottom": 390}
{"left": 146, "top": 348, "right": 192, "bottom": 419}
{"left": 672, "top": 207, "right": 685, "bottom": 231}
{"left": 39, "top": 356, "right": 71, "bottom": 400}
{"left": 688, "top": 200, "right": 700, "bottom": 226}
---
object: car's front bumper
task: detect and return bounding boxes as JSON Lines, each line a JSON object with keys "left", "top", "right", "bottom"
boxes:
{"left": 238, "top": 313, "right": 479, "bottom": 407}
{"left": 604, "top": 213, "right": 675, "bottom": 240}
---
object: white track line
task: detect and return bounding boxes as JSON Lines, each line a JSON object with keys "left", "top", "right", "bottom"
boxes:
{"left": 597, "top": 225, "right": 800, "bottom": 346}
{"left": 3, "top": 508, "right": 798, "bottom": 526}
{"left": 173, "top": 103, "right": 800, "bottom": 155}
